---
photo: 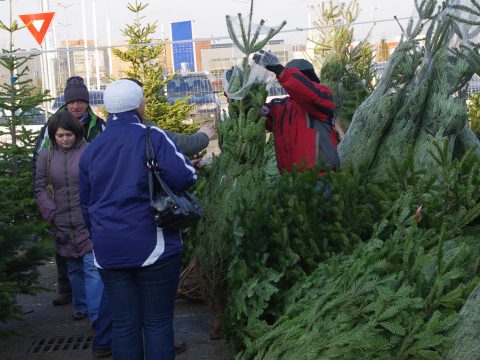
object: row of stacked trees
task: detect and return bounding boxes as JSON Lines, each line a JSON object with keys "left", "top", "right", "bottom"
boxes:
{"left": 191, "top": 0, "right": 480, "bottom": 358}
{"left": 0, "top": 0, "right": 54, "bottom": 333}
{"left": 2, "top": 0, "right": 480, "bottom": 356}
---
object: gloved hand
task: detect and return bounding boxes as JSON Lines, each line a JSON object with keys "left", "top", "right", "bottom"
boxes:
{"left": 224, "top": 66, "right": 234, "bottom": 82}
{"left": 198, "top": 123, "right": 216, "bottom": 140}
{"left": 252, "top": 50, "right": 284, "bottom": 76}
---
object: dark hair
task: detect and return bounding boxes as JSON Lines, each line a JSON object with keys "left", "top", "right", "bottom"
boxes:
{"left": 48, "top": 111, "right": 84, "bottom": 147}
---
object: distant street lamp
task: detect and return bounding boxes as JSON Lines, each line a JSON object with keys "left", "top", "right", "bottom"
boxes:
{"left": 106, "top": 0, "right": 113, "bottom": 78}
{"left": 80, "top": 0, "right": 91, "bottom": 89}
{"left": 56, "top": 21, "right": 74, "bottom": 77}
{"left": 57, "top": 1, "right": 79, "bottom": 78}
{"left": 370, "top": 0, "right": 377, "bottom": 44}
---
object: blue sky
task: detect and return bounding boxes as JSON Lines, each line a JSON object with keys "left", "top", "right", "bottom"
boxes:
{"left": 0, "top": 0, "right": 416, "bottom": 49}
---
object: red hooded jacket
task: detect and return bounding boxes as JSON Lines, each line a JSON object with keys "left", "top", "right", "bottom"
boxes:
{"left": 265, "top": 67, "right": 339, "bottom": 173}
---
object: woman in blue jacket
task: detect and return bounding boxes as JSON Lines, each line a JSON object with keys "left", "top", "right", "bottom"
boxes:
{"left": 79, "top": 79, "right": 197, "bottom": 360}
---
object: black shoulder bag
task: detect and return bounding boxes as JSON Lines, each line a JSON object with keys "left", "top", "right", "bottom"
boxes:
{"left": 145, "top": 126, "right": 203, "bottom": 230}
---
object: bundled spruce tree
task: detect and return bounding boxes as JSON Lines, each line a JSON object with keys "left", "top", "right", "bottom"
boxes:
{"left": 238, "top": 143, "right": 480, "bottom": 359}
{"left": 190, "top": 0, "right": 480, "bottom": 357}
{"left": 112, "top": 0, "right": 194, "bottom": 133}
{"left": 226, "top": 0, "right": 480, "bottom": 358}
{"left": 0, "top": 0, "right": 53, "bottom": 333}
{"left": 339, "top": 0, "right": 480, "bottom": 177}
{"left": 193, "top": 0, "right": 285, "bottom": 338}
{"left": 336, "top": 3, "right": 480, "bottom": 352}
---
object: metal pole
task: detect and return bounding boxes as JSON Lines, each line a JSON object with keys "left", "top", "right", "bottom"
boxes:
{"left": 66, "top": 17, "right": 71, "bottom": 77}
{"left": 160, "top": 24, "right": 168, "bottom": 74}
{"left": 106, "top": 0, "right": 113, "bottom": 78}
{"left": 81, "top": 0, "right": 91, "bottom": 89}
{"left": 64, "top": 6, "right": 71, "bottom": 78}
{"left": 370, "top": 0, "right": 376, "bottom": 45}
{"left": 57, "top": 2, "right": 79, "bottom": 78}
{"left": 92, "top": 0, "right": 101, "bottom": 89}
{"left": 42, "top": 0, "right": 56, "bottom": 98}
{"left": 50, "top": 21, "right": 62, "bottom": 93}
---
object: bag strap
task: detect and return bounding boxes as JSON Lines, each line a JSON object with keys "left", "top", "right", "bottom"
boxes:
{"left": 46, "top": 146, "right": 55, "bottom": 199}
{"left": 145, "top": 126, "right": 179, "bottom": 201}
{"left": 145, "top": 125, "right": 155, "bottom": 165}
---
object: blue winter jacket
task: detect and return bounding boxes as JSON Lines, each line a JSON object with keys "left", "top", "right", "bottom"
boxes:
{"left": 79, "top": 111, "right": 197, "bottom": 269}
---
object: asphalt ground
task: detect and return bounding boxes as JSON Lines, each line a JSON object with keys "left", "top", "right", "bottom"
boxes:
{"left": 0, "top": 260, "right": 235, "bottom": 360}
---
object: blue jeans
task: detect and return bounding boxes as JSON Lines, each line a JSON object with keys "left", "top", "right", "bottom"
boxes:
{"left": 99, "top": 254, "right": 181, "bottom": 360}
{"left": 92, "top": 290, "right": 112, "bottom": 350}
{"left": 66, "top": 252, "right": 104, "bottom": 323}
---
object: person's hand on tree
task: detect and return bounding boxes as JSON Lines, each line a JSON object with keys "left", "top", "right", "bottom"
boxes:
{"left": 253, "top": 50, "right": 284, "bottom": 76}
{"left": 190, "top": 158, "right": 202, "bottom": 170}
{"left": 191, "top": 156, "right": 213, "bottom": 170}
{"left": 198, "top": 123, "right": 216, "bottom": 140}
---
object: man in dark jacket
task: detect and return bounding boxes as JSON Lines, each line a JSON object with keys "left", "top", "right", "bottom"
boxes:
{"left": 33, "top": 76, "right": 106, "bottom": 307}
{"left": 253, "top": 50, "right": 339, "bottom": 174}
{"left": 35, "top": 76, "right": 105, "bottom": 154}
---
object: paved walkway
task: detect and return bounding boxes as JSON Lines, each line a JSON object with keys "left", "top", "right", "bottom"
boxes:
{"left": 0, "top": 260, "right": 235, "bottom": 360}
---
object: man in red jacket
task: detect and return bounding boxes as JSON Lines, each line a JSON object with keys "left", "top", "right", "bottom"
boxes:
{"left": 253, "top": 50, "right": 339, "bottom": 174}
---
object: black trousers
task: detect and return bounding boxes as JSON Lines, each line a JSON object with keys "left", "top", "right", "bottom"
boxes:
{"left": 55, "top": 252, "right": 72, "bottom": 294}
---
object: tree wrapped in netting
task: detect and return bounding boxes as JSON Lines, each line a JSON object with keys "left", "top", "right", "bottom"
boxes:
{"left": 191, "top": 1, "right": 480, "bottom": 357}
{"left": 339, "top": 0, "right": 480, "bottom": 178}
{"left": 337, "top": 0, "right": 480, "bottom": 357}
{"left": 229, "top": 0, "right": 480, "bottom": 358}
{"left": 192, "top": 0, "right": 285, "bottom": 339}
{"left": 237, "top": 143, "right": 480, "bottom": 360}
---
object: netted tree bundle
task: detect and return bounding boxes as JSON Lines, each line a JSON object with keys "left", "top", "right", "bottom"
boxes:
{"left": 446, "top": 284, "right": 480, "bottom": 359}
{"left": 237, "top": 145, "right": 480, "bottom": 359}
{"left": 339, "top": 0, "right": 480, "bottom": 179}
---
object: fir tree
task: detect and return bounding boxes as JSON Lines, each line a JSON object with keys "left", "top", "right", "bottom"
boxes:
{"left": 193, "top": 0, "right": 285, "bottom": 339}
{"left": 112, "top": 0, "right": 194, "bottom": 133}
{"left": 377, "top": 38, "right": 390, "bottom": 62}
{"left": 339, "top": 0, "right": 480, "bottom": 179}
{"left": 0, "top": 0, "right": 53, "bottom": 333}
{"left": 467, "top": 92, "right": 480, "bottom": 137}
{"left": 236, "top": 143, "right": 480, "bottom": 359}
{"left": 309, "top": 0, "right": 376, "bottom": 134}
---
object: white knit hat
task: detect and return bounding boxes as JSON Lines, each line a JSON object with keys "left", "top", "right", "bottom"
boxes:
{"left": 104, "top": 79, "right": 144, "bottom": 113}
